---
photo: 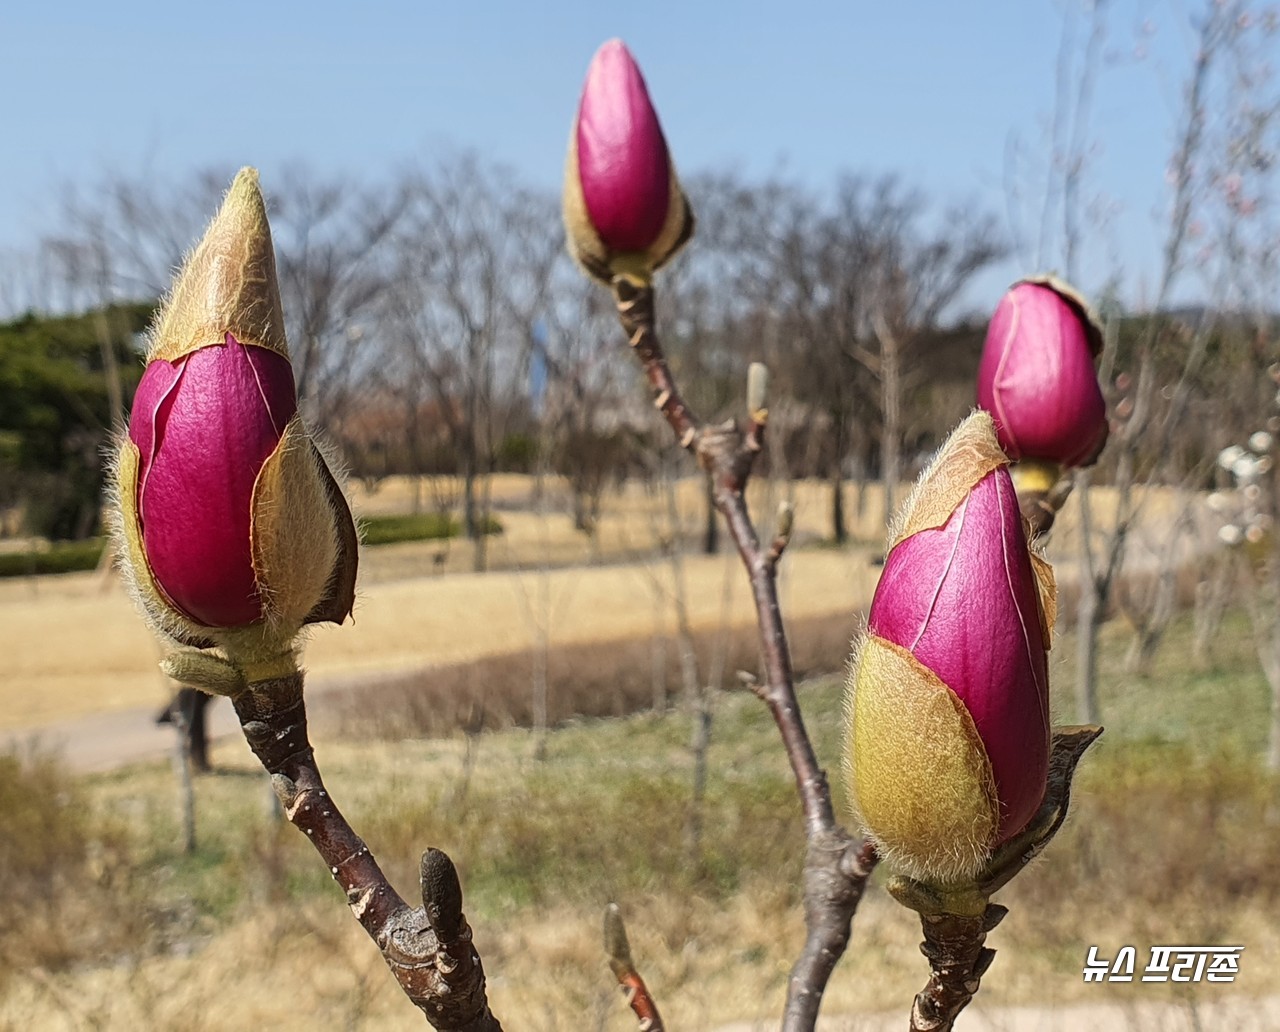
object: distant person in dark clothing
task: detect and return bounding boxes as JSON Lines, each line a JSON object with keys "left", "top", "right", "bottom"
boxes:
{"left": 156, "top": 688, "right": 212, "bottom": 772}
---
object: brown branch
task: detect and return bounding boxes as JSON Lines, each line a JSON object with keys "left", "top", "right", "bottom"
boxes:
{"left": 1018, "top": 472, "right": 1076, "bottom": 539}
{"left": 613, "top": 276, "right": 879, "bottom": 1032}
{"left": 613, "top": 277, "right": 699, "bottom": 449}
{"left": 604, "top": 904, "right": 665, "bottom": 1032}
{"left": 908, "top": 906, "right": 1004, "bottom": 1032}
{"left": 232, "top": 674, "right": 502, "bottom": 1031}
{"left": 897, "top": 726, "right": 1103, "bottom": 1032}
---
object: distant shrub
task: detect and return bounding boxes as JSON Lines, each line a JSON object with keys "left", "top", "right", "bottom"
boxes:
{"left": 360, "top": 513, "right": 501, "bottom": 547}
{"left": 496, "top": 432, "right": 540, "bottom": 473}
{"left": 0, "top": 537, "right": 106, "bottom": 578}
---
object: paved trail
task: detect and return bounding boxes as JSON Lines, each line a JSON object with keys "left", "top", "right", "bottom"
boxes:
{"left": 0, "top": 669, "right": 361, "bottom": 772}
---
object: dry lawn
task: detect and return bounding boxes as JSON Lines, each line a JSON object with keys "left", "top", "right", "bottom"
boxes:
{"left": 0, "top": 473, "right": 1192, "bottom": 733}
{"left": 0, "top": 472, "right": 884, "bottom": 730}
{"left": 2, "top": 621, "right": 1277, "bottom": 1030}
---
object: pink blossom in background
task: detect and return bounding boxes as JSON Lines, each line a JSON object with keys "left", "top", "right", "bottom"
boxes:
{"left": 977, "top": 280, "right": 1108, "bottom": 468}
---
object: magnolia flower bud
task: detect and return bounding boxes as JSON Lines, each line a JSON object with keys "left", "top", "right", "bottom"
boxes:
{"left": 846, "top": 412, "right": 1056, "bottom": 883}
{"left": 113, "top": 169, "right": 357, "bottom": 658}
{"left": 562, "top": 39, "right": 693, "bottom": 283}
{"left": 976, "top": 276, "right": 1108, "bottom": 469}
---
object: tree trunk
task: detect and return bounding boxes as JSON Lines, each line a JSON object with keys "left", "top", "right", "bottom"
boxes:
{"left": 1076, "top": 574, "right": 1102, "bottom": 725}
{"left": 474, "top": 463, "right": 493, "bottom": 573}
{"left": 703, "top": 472, "right": 719, "bottom": 555}
{"left": 1074, "top": 469, "right": 1104, "bottom": 724}
{"left": 184, "top": 690, "right": 211, "bottom": 773}
{"left": 1267, "top": 623, "right": 1280, "bottom": 773}
{"left": 1125, "top": 554, "right": 1180, "bottom": 677}
{"left": 659, "top": 465, "right": 708, "bottom": 859}
{"left": 881, "top": 327, "right": 902, "bottom": 532}
{"left": 463, "top": 454, "right": 478, "bottom": 543}
{"left": 167, "top": 695, "right": 198, "bottom": 855}
{"left": 1192, "top": 552, "right": 1233, "bottom": 668}
{"left": 830, "top": 469, "right": 847, "bottom": 545}
{"left": 1264, "top": 553, "right": 1280, "bottom": 774}
{"left": 158, "top": 688, "right": 211, "bottom": 773}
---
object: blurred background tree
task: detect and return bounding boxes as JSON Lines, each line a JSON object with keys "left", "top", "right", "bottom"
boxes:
{"left": 0, "top": 302, "right": 151, "bottom": 540}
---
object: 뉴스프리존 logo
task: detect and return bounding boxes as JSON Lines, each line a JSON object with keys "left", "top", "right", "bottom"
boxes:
{"left": 1083, "top": 945, "right": 1243, "bottom": 984}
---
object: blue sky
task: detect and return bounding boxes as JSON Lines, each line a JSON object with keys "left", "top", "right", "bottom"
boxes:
{"left": 0, "top": 0, "right": 1233, "bottom": 313}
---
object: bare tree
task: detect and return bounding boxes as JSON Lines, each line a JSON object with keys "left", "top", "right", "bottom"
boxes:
{"left": 1003, "top": 0, "right": 1273, "bottom": 721}
{"left": 270, "top": 165, "right": 407, "bottom": 432}
{"left": 380, "top": 156, "right": 562, "bottom": 570}
{"left": 865, "top": 190, "right": 1005, "bottom": 527}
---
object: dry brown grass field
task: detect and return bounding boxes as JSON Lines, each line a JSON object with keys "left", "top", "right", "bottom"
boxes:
{"left": 2, "top": 472, "right": 1257, "bottom": 1031}
{"left": 1, "top": 607, "right": 1277, "bottom": 1030}
{"left": 0, "top": 474, "right": 1193, "bottom": 732}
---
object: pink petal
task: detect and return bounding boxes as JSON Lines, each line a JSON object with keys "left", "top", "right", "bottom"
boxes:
{"left": 576, "top": 39, "right": 671, "bottom": 252}
{"left": 869, "top": 468, "right": 1050, "bottom": 840}
{"left": 976, "top": 282, "right": 1108, "bottom": 467}
{"left": 128, "top": 335, "right": 297, "bottom": 627}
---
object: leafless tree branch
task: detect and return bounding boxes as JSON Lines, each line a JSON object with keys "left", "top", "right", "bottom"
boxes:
{"left": 611, "top": 274, "right": 878, "bottom": 1031}
{"left": 231, "top": 674, "right": 502, "bottom": 1031}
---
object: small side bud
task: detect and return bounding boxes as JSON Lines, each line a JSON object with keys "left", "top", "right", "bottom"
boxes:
{"left": 160, "top": 649, "right": 248, "bottom": 697}
{"left": 747, "top": 362, "right": 770, "bottom": 423}
{"left": 603, "top": 902, "right": 635, "bottom": 972}
{"left": 421, "top": 848, "right": 464, "bottom": 943}
{"left": 776, "top": 500, "right": 794, "bottom": 541}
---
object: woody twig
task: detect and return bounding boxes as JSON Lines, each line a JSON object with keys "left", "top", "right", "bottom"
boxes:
{"left": 233, "top": 673, "right": 502, "bottom": 1031}
{"left": 612, "top": 275, "right": 878, "bottom": 1031}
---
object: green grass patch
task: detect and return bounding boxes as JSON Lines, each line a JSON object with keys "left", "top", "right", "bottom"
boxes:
{"left": 359, "top": 512, "right": 502, "bottom": 547}
{"left": 1050, "top": 608, "right": 1272, "bottom": 755}
{"left": 0, "top": 537, "right": 105, "bottom": 578}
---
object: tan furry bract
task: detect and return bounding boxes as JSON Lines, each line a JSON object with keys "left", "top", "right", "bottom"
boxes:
{"left": 846, "top": 635, "right": 999, "bottom": 883}
{"left": 1030, "top": 550, "right": 1057, "bottom": 649}
{"left": 160, "top": 649, "right": 247, "bottom": 697}
{"left": 561, "top": 131, "right": 610, "bottom": 282}
{"left": 148, "top": 168, "right": 288, "bottom": 362}
{"left": 302, "top": 438, "right": 359, "bottom": 627}
{"left": 889, "top": 411, "right": 1008, "bottom": 550}
{"left": 250, "top": 416, "right": 339, "bottom": 630}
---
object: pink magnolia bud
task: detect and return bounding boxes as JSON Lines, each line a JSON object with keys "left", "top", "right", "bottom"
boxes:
{"left": 563, "top": 39, "right": 693, "bottom": 282}
{"left": 847, "top": 413, "right": 1056, "bottom": 883}
{"left": 976, "top": 277, "right": 1108, "bottom": 468}
{"left": 114, "top": 169, "right": 357, "bottom": 656}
